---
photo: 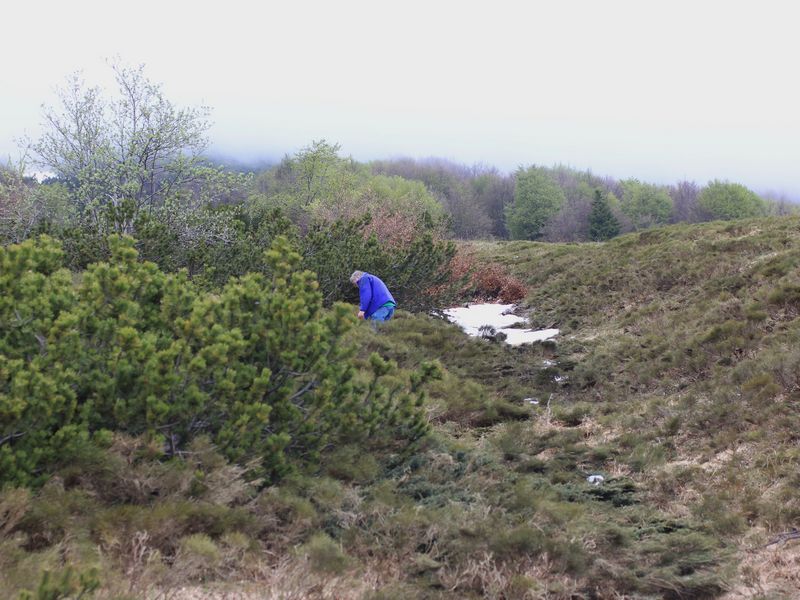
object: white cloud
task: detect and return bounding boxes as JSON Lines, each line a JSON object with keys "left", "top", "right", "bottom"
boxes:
{"left": 2, "top": 0, "right": 798, "bottom": 196}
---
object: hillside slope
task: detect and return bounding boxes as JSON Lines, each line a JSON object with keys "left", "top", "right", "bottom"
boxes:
{"left": 4, "top": 217, "right": 800, "bottom": 599}
{"left": 467, "top": 216, "right": 800, "bottom": 597}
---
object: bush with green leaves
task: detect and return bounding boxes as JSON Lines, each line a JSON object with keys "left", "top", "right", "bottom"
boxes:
{"left": 619, "top": 179, "right": 673, "bottom": 229}
{"left": 0, "top": 166, "right": 75, "bottom": 245}
{"left": 697, "top": 180, "right": 766, "bottom": 221}
{"left": 505, "top": 166, "right": 566, "bottom": 240}
{"left": 55, "top": 198, "right": 458, "bottom": 312}
{"left": 1, "top": 235, "right": 438, "bottom": 486}
{"left": 15, "top": 567, "right": 100, "bottom": 600}
{"left": 302, "top": 213, "right": 459, "bottom": 311}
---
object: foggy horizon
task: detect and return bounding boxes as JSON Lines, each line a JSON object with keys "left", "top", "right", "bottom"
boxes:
{"left": 204, "top": 146, "right": 800, "bottom": 204}
{"left": 4, "top": 0, "right": 799, "bottom": 200}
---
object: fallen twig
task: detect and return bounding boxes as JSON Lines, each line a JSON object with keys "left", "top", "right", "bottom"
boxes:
{"left": 763, "top": 529, "right": 800, "bottom": 548}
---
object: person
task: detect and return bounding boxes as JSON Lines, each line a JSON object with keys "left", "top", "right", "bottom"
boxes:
{"left": 350, "top": 271, "right": 397, "bottom": 322}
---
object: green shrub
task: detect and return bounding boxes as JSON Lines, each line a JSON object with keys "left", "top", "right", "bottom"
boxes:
{"left": 253, "top": 486, "right": 317, "bottom": 528}
{"left": 554, "top": 402, "right": 591, "bottom": 427}
{"left": 697, "top": 180, "right": 766, "bottom": 221}
{"left": 19, "top": 484, "right": 98, "bottom": 550}
{"left": 1, "top": 235, "right": 435, "bottom": 485}
{"left": 489, "top": 525, "right": 547, "bottom": 560}
{"left": 638, "top": 530, "right": 727, "bottom": 598}
{"left": 16, "top": 567, "right": 100, "bottom": 600}
{"left": 302, "top": 214, "right": 458, "bottom": 311}
{"left": 692, "top": 494, "right": 747, "bottom": 535}
{"left": 324, "top": 445, "right": 380, "bottom": 483}
{"left": 174, "top": 534, "right": 222, "bottom": 581}
{"left": 766, "top": 283, "right": 800, "bottom": 308}
{"left": 90, "top": 501, "right": 255, "bottom": 556}
{"left": 300, "top": 533, "right": 351, "bottom": 574}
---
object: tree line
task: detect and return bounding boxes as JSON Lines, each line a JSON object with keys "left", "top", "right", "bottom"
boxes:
{"left": 372, "top": 159, "right": 795, "bottom": 241}
{"left": 2, "top": 62, "right": 796, "bottom": 260}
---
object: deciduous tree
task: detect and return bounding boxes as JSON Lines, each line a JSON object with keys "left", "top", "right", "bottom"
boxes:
{"left": 505, "top": 167, "right": 565, "bottom": 240}
{"left": 696, "top": 180, "right": 765, "bottom": 221}
{"left": 619, "top": 179, "right": 672, "bottom": 230}
{"left": 33, "top": 63, "right": 212, "bottom": 232}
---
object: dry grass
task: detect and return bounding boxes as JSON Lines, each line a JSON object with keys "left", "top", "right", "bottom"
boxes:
{"left": 724, "top": 542, "right": 800, "bottom": 599}
{"left": 167, "top": 554, "right": 423, "bottom": 600}
{"left": 436, "top": 552, "right": 583, "bottom": 599}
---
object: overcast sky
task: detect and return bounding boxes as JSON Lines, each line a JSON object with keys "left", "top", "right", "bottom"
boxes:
{"left": 3, "top": 0, "right": 798, "bottom": 198}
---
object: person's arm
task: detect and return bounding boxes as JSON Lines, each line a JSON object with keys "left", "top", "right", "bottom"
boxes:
{"left": 358, "top": 277, "right": 372, "bottom": 318}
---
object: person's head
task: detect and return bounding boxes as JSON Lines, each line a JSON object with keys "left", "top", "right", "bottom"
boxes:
{"left": 349, "top": 270, "right": 365, "bottom": 286}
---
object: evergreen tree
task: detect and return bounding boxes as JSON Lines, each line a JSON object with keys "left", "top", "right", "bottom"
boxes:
{"left": 588, "top": 190, "right": 621, "bottom": 241}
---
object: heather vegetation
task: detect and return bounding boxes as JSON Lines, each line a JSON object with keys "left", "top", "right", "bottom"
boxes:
{"left": 3, "top": 64, "right": 800, "bottom": 599}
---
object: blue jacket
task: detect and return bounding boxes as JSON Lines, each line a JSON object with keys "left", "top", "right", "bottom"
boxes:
{"left": 358, "top": 273, "right": 396, "bottom": 318}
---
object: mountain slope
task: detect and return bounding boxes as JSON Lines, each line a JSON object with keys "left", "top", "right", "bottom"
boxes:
{"left": 465, "top": 216, "right": 800, "bottom": 597}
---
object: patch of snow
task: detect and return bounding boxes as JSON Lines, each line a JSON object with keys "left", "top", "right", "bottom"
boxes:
{"left": 505, "top": 327, "right": 560, "bottom": 345}
{"left": 443, "top": 304, "right": 525, "bottom": 332}
{"left": 586, "top": 474, "right": 605, "bottom": 486}
{"left": 443, "top": 303, "right": 559, "bottom": 346}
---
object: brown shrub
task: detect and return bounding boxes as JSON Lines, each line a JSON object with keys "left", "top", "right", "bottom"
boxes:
{"left": 499, "top": 279, "right": 527, "bottom": 303}
{"left": 362, "top": 207, "right": 424, "bottom": 248}
{"left": 432, "top": 248, "right": 528, "bottom": 303}
{"left": 314, "top": 203, "right": 447, "bottom": 248}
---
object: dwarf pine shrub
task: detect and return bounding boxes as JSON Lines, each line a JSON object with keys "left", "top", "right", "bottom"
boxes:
{"left": 1, "top": 235, "right": 436, "bottom": 486}
{"left": 16, "top": 567, "right": 100, "bottom": 600}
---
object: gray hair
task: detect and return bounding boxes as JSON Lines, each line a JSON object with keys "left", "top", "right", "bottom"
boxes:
{"left": 349, "top": 270, "right": 365, "bottom": 285}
